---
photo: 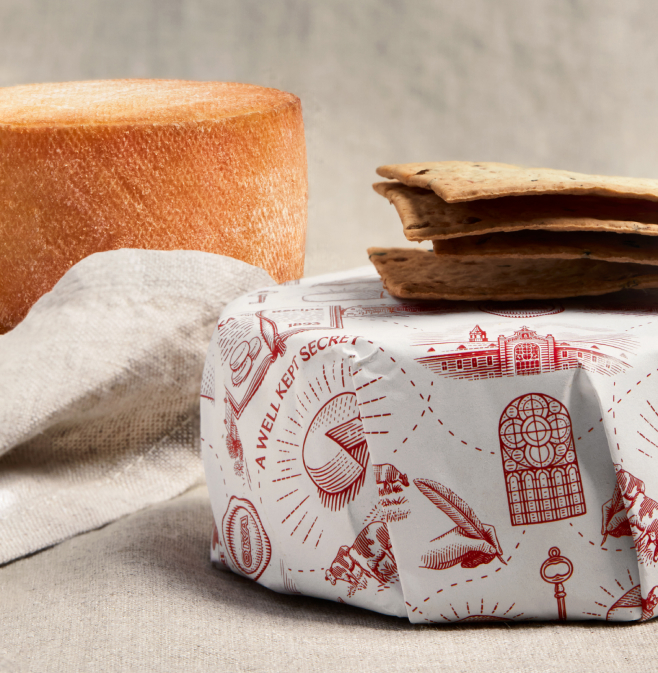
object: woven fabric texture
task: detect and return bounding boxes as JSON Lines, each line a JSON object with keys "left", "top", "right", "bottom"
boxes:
{"left": 1, "top": 485, "right": 656, "bottom": 673}
{"left": 0, "top": 249, "right": 273, "bottom": 565}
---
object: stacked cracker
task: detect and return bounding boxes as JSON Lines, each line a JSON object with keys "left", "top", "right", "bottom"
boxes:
{"left": 369, "top": 161, "right": 658, "bottom": 300}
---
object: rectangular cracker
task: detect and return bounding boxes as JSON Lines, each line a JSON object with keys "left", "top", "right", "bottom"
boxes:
{"left": 432, "top": 230, "right": 658, "bottom": 266}
{"left": 373, "top": 180, "right": 658, "bottom": 241}
{"left": 367, "top": 247, "right": 658, "bottom": 301}
{"left": 375, "top": 161, "right": 658, "bottom": 204}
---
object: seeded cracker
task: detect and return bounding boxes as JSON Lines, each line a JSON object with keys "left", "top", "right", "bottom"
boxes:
{"left": 367, "top": 247, "right": 658, "bottom": 301}
{"left": 432, "top": 230, "right": 658, "bottom": 266}
{"left": 375, "top": 161, "right": 658, "bottom": 203}
{"left": 373, "top": 181, "right": 658, "bottom": 241}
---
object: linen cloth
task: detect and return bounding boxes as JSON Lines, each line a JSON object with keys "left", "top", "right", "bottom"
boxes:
{"left": 1, "top": 484, "right": 656, "bottom": 673}
{"left": 1, "top": 252, "right": 658, "bottom": 672}
{"left": 0, "top": 249, "right": 273, "bottom": 565}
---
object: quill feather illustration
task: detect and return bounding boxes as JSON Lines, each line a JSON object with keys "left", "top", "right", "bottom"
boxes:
{"left": 602, "top": 481, "right": 625, "bottom": 546}
{"left": 414, "top": 478, "right": 506, "bottom": 565}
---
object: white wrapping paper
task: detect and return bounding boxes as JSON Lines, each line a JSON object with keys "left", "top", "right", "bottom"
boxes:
{"left": 0, "top": 249, "right": 273, "bottom": 565}
{"left": 201, "top": 265, "right": 658, "bottom": 624}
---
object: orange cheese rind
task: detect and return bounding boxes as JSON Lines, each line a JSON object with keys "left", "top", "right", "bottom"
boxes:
{"left": 0, "top": 80, "right": 308, "bottom": 333}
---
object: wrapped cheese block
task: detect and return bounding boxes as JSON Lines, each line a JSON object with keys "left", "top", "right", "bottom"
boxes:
{"left": 201, "top": 265, "right": 658, "bottom": 624}
{"left": 0, "top": 79, "right": 307, "bottom": 333}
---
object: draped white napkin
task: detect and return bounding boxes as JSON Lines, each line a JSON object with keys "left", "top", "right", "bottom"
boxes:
{"left": 0, "top": 249, "right": 273, "bottom": 565}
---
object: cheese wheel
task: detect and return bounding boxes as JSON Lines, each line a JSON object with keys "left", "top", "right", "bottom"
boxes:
{"left": 0, "top": 79, "right": 307, "bottom": 333}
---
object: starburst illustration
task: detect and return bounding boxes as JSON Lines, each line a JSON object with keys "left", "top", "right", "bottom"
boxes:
{"left": 436, "top": 599, "right": 524, "bottom": 623}
{"left": 272, "top": 356, "right": 391, "bottom": 549}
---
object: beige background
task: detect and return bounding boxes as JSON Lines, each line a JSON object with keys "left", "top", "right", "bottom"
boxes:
{"left": 3, "top": 3, "right": 658, "bottom": 670}
{"left": 2, "top": 485, "right": 655, "bottom": 673}
{"left": 2, "top": 0, "right": 658, "bottom": 275}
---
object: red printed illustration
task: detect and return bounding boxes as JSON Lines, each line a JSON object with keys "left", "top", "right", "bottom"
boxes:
{"left": 540, "top": 547, "right": 573, "bottom": 620}
{"left": 449, "top": 614, "right": 515, "bottom": 623}
{"left": 325, "top": 521, "right": 398, "bottom": 596}
{"left": 415, "top": 325, "right": 632, "bottom": 380}
{"left": 261, "top": 348, "right": 392, "bottom": 550}
{"left": 247, "top": 289, "right": 278, "bottom": 304}
{"left": 433, "top": 599, "right": 524, "bottom": 623}
{"left": 222, "top": 496, "right": 272, "bottom": 581}
{"left": 499, "top": 394, "right": 586, "bottom": 526}
{"left": 280, "top": 560, "right": 302, "bottom": 595}
{"left": 303, "top": 393, "right": 370, "bottom": 511}
{"left": 210, "top": 520, "right": 228, "bottom": 568}
{"left": 601, "top": 480, "right": 633, "bottom": 545}
{"left": 374, "top": 463, "right": 409, "bottom": 495}
{"left": 218, "top": 308, "right": 343, "bottom": 475}
{"left": 642, "top": 586, "right": 658, "bottom": 621}
{"left": 595, "top": 567, "right": 643, "bottom": 622}
{"left": 606, "top": 585, "right": 642, "bottom": 621}
{"left": 374, "top": 464, "right": 411, "bottom": 523}
{"left": 224, "top": 402, "right": 245, "bottom": 475}
{"left": 614, "top": 466, "right": 658, "bottom": 567}
{"left": 219, "top": 307, "right": 343, "bottom": 419}
{"left": 478, "top": 301, "right": 564, "bottom": 318}
{"left": 603, "top": 585, "right": 658, "bottom": 622}
{"left": 414, "top": 478, "right": 505, "bottom": 570}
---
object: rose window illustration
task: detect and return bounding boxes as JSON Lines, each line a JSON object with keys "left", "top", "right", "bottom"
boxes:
{"left": 499, "top": 393, "right": 586, "bottom": 526}
{"left": 302, "top": 392, "right": 370, "bottom": 511}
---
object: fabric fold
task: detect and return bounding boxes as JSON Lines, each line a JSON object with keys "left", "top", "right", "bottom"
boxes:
{"left": 0, "top": 249, "right": 274, "bottom": 565}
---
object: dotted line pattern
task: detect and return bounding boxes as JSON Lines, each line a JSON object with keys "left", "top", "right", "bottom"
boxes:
{"left": 354, "top": 338, "right": 533, "bottom": 617}
{"left": 416, "top": 531, "right": 526, "bottom": 609}
{"left": 588, "top": 569, "right": 639, "bottom": 619}
{"left": 608, "top": 369, "right": 658, "bottom": 463}
{"left": 364, "top": 341, "right": 493, "bottom": 457}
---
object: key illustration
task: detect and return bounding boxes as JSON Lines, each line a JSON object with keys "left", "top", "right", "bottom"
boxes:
{"left": 540, "top": 547, "right": 573, "bottom": 620}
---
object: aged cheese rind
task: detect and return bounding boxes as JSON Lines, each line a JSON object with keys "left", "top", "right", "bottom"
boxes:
{"left": 0, "top": 80, "right": 308, "bottom": 333}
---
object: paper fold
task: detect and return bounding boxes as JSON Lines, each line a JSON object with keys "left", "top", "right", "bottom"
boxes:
{"left": 203, "top": 266, "right": 658, "bottom": 623}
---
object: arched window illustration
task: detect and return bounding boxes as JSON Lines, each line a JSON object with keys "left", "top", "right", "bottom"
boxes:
{"left": 498, "top": 393, "right": 586, "bottom": 526}
{"left": 514, "top": 343, "right": 541, "bottom": 375}
{"left": 506, "top": 474, "right": 521, "bottom": 518}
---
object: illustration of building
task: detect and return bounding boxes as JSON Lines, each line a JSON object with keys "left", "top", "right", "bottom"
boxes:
{"left": 499, "top": 393, "right": 586, "bottom": 526}
{"left": 415, "top": 325, "right": 630, "bottom": 380}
